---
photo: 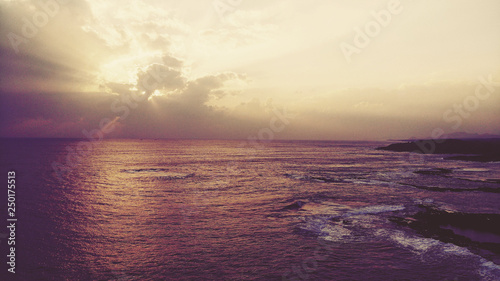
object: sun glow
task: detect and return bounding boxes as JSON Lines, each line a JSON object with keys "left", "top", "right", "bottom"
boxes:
{"left": 1, "top": 0, "right": 499, "bottom": 140}
{"left": 100, "top": 51, "right": 164, "bottom": 84}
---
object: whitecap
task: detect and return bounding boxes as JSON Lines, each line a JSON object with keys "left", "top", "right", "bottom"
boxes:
{"left": 320, "top": 224, "right": 352, "bottom": 242}
{"left": 441, "top": 244, "right": 472, "bottom": 256}
{"left": 388, "top": 230, "right": 440, "bottom": 252}
{"left": 299, "top": 217, "right": 352, "bottom": 242}
{"left": 478, "top": 259, "right": 500, "bottom": 280}
{"left": 345, "top": 204, "right": 405, "bottom": 216}
{"left": 462, "top": 168, "right": 489, "bottom": 172}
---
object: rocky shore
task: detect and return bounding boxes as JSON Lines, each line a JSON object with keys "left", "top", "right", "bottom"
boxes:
{"left": 389, "top": 204, "right": 500, "bottom": 264}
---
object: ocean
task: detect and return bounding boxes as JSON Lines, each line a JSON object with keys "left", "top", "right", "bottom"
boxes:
{"left": 0, "top": 139, "right": 499, "bottom": 280}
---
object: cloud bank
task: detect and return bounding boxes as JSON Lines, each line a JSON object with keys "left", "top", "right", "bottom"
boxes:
{"left": 1, "top": 0, "right": 499, "bottom": 140}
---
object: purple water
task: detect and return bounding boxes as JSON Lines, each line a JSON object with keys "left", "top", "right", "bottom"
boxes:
{"left": 0, "top": 139, "right": 499, "bottom": 280}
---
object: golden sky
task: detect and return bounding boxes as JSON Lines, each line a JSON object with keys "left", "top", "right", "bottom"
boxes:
{"left": 1, "top": 0, "right": 499, "bottom": 140}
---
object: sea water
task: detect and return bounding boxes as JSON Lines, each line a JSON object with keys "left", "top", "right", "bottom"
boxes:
{"left": 0, "top": 139, "right": 499, "bottom": 280}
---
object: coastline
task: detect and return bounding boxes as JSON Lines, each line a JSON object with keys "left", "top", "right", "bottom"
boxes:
{"left": 377, "top": 138, "right": 500, "bottom": 162}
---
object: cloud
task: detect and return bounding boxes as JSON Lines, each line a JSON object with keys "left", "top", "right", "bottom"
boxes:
{"left": 0, "top": 0, "right": 113, "bottom": 93}
{"left": 280, "top": 79, "right": 500, "bottom": 140}
{"left": 0, "top": 0, "right": 252, "bottom": 140}
{"left": 0, "top": 50, "right": 251, "bottom": 139}
{"left": 1, "top": 0, "right": 499, "bottom": 140}
{"left": 175, "top": 73, "right": 242, "bottom": 105}
{"left": 137, "top": 63, "right": 185, "bottom": 95}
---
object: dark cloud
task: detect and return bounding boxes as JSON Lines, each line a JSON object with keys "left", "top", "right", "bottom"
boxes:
{"left": 137, "top": 63, "right": 185, "bottom": 95}
{"left": 174, "top": 73, "right": 240, "bottom": 106}
{"left": 2, "top": 1, "right": 497, "bottom": 140}
{"left": 0, "top": 91, "right": 117, "bottom": 137}
{"left": 1, "top": 44, "right": 251, "bottom": 139}
{"left": 0, "top": 0, "right": 252, "bottom": 140}
{"left": 0, "top": 0, "right": 111, "bottom": 93}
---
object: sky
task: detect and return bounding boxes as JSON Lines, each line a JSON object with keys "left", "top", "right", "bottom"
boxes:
{"left": 1, "top": 0, "right": 499, "bottom": 140}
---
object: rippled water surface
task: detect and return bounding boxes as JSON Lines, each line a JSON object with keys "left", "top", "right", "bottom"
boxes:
{"left": 1, "top": 139, "right": 499, "bottom": 280}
